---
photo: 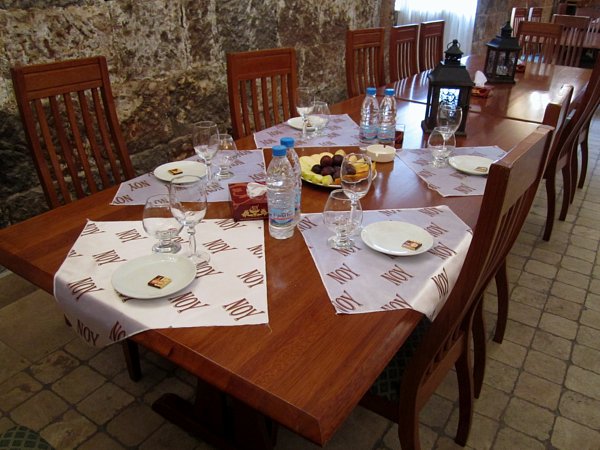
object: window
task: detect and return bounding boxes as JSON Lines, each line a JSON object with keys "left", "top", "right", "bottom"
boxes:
{"left": 395, "top": 0, "right": 477, "bottom": 55}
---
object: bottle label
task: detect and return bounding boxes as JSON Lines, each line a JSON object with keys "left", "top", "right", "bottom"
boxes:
{"left": 269, "top": 207, "right": 294, "bottom": 227}
{"left": 359, "top": 126, "right": 378, "bottom": 142}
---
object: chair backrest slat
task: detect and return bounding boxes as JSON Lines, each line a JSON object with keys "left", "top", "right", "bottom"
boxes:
{"left": 517, "top": 21, "right": 563, "bottom": 64}
{"left": 419, "top": 20, "right": 445, "bottom": 71}
{"left": 390, "top": 24, "right": 419, "bottom": 81}
{"left": 11, "top": 56, "right": 135, "bottom": 209}
{"left": 226, "top": 48, "right": 298, "bottom": 139}
{"left": 345, "top": 28, "right": 385, "bottom": 97}
{"left": 553, "top": 14, "right": 591, "bottom": 66}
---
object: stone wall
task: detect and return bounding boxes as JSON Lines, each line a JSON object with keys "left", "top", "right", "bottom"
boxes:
{"left": 0, "top": 0, "right": 392, "bottom": 227}
{"left": 472, "top": 0, "right": 557, "bottom": 55}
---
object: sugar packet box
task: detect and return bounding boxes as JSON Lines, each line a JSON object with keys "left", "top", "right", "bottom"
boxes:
{"left": 229, "top": 182, "right": 268, "bottom": 221}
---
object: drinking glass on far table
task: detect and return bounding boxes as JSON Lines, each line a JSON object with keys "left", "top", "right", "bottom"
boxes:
{"left": 296, "top": 87, "right": 314, "bottom": 138}
{"left": 428, "top": 127, "right": 456, "bottom": 168}
{"left": 323, "top": 189, "right": 363, "bottom": 249}
{"left": 340, "top": 153, "right": 373, "bottom": 210}
{"left": 142, "top": 194, "right": 182, "bottom": 254}
{"left": 436, "top": 103, "right": 462, "bottom": 148}
{"left": 216, "top": 134, "right": 237, "bottom": 179}
{"left": 169, "top": 175, "right": 210, "bottom": 263}
{"left": 310, "top": 101, "right": 330, "bottom": 136}
{"left": 192, "top": 121, "right": 219, "bottom": 187}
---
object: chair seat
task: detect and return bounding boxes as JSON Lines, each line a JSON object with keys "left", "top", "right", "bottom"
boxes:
{"left": 0, "top": 426, "right": 54, "bottom": 450}
{"left": 369, "top": 317, "right": 431, "bottom": 401}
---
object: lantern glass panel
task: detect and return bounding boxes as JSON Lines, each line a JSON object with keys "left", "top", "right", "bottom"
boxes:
{"left": 439, "top": 88, "right": 460, "bottom": 109}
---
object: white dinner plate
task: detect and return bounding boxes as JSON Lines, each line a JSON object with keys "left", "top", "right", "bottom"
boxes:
{"left": 361, "top": 221, "right": 434, "bottom": 256}
{"left": 287, "top": 117, "right": 315, "bottom": 131}
{"left": 448, "top": 155, "right": 494, "bottom": 176}
{"left": 111, "top": 253, "right": 196, "bottom": 299}
{"left": 153, "top": 161, "right": 207, "bottom": 182}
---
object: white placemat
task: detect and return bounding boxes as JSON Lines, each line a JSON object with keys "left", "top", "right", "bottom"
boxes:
{"left": 111, "top": 150, "right": 265, "bottom": 205}
{"left": 53, "top": 219, "right": 267, "bottom": 347}
{"left": 397, "top": 146, "right": 506, "bottom": 197}
{"left": 253, "top": 114, "right": 363, "bottom": 148}
{"left": 299, "top": 206, "right": 472, "bottom": 320}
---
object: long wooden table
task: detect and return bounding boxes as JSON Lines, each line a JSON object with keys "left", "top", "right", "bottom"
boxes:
{"left": 0, "top": 99, "right": 540, "bottom": 448}
{"left": 388, "top": 54, "right": 591, "bottom": 124}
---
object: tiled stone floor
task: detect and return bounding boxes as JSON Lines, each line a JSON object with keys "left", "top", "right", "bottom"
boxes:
{"left": 1, "top": 112, "right": 599, "bottom": 449}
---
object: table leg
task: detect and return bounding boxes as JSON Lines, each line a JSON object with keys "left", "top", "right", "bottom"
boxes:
{"left": 152, "top": 378, "right": 277, "bottom": 450}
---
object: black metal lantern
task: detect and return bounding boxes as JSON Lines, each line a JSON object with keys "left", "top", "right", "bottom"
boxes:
{"left": 484, "top": 22, "right": 522, "bottom": 84}
{"left": 422, "top": 40, "right": 474, "bottom": 135}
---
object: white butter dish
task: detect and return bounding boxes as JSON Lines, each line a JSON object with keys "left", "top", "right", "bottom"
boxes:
{"left": 366, "top": 144, "right": 396, "bottom": 163}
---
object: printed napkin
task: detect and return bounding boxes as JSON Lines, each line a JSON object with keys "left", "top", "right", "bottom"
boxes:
{"left": 299, "top": 206, "right": 472, "bottom": 320}
{"left": 111, "top": 150, "right": 265, "bottom": 206}
{"left": 53, "top": 219, "right": 267, "bottom": 347}
{"left": 253, "top": 114, "right": 363, "bottom": 148}
{"left": 398, "top": 146, "right": 506, "bottom": 197}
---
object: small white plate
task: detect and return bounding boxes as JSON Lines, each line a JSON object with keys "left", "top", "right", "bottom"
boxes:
{"left": 154, "top": 161, "right": 207, "bottom": 182}
{"left": 287, "top": 117, "right": 315, "bottom": 131}
{"left": 111, "top": 253, "right": 196, "bottom": 299}
{"left": 361, "top": 221, "right": 434, "bottom": 256}
{"left": 448, "top": 155, "right": 494, "bottom": 176}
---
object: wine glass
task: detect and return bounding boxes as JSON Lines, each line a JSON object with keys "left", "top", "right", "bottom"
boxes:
{"left": 309, "top": 101, "right": 330, "bottom": 136}
{"left": 323, "top": 189, "right": 363, "bottom": 249}
{"left": 216, "top": 134, "right": 237, "bottom": 179}
{"left": 296, "top": 87, "right": 314, "bottom": 138}
{"left": 340, "top": 153, "right": 373, "bottom": 209}
{"left": 192, "top": 121, "right": 219, "bottom": 186}
{"left": 436, "top": 103, "right": 463, "bottom": 149}
{"left": 428, "top": 127, "right": 456, "bottom": 168}
{"left": 169, "top": 175, "right": 210, "bottom": 263}
{"left": 142, "top": 194, "right": 183, "bottom": 254}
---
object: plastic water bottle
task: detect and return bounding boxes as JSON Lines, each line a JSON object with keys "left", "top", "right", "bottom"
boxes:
{"left": 377, "top": 88, "right": 397, "bottom": 146}
{"left": 359, "top": 87, "right": 379, "bottom": 144}
{"left": 281, "top": 137, "right": 302, "bottom": 226}
{"left": 267, "top": 145, "right": 295, "bottom": 239}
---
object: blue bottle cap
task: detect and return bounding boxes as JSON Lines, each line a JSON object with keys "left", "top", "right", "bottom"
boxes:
{"left": 366, "top": 87, "right": 377, "bottom": 95}
{"left": 385, "top": 88, "right": 395, "bottom": 96}
{"left": 272, "top": 145, "right": 287, "bottom": 157}
{"left": 280, "top": 137, "right": 295, "bottom": 148}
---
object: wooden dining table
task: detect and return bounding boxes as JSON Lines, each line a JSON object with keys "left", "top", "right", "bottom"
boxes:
{"left": 389, "top": 54, "right": 592, "bottom": 124}
{"left": 0, "top": 97, "right": 540, "bottom": 448}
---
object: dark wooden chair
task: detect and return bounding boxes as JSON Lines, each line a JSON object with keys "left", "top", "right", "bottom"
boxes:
{"left": 226, "top": 47, "right": 298, "bottom": 139}
{"left": 529, "top": 6, "right": 544, "bottom": 22}
{"left": 345, "top": 28, "right": 386, "bottom": 98}
{"left": 10, "top": 56, "right": 135, "bottom": 208}
{"left": 543, "top": 56, "right": 600, "bottom": 241}
{"left": 491, "top": 85, "right": 573, "bottom": 345}
{"left": 418, "top": 20, "right": 445, "bottom": 71}
{"left": 517, "top": 21, "right": 563, "bottom": 64}
{"left": 553, "top": 14, "right": 591, "bottom": 66}
{"left": 11, "top": 56, "right": 141, "bottom": 382}
{"left": 511, "top": 7, "right": 528, "bottom": 37}
{"left": 362, "top": 126, "right": 554, "bottom": 449}
{"left": 389, "top": 24, "right": 420, "bottom": 82}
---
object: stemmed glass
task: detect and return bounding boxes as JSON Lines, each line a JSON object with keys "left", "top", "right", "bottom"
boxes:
{"left": 340, "top": 153, "right": 373, "bottom": 210}
{"left": 296, "top": 87, "right": 314, "bottom": 138}
{"left": 428, "top": 127, "right": 456, "bottom": 168}
{"left": 436, "top": 103, "right": 462, "bottom": 150}
{"left": 310, "top": 101, "right": 330, "bottom": 136}
{"left": 216, "top": 134, "right": 237, "bottom": 180}
{"left": 169, "top": 175, "right": 210, "bottom": 263}
{"left": 142, "top": 194, "right": 183, "bottom": 254}
{"left": 192, "top": 121, "right": 219, "bottom": 187}
{"left": 323, "top": 189, "right": 363, "bottom": 249}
